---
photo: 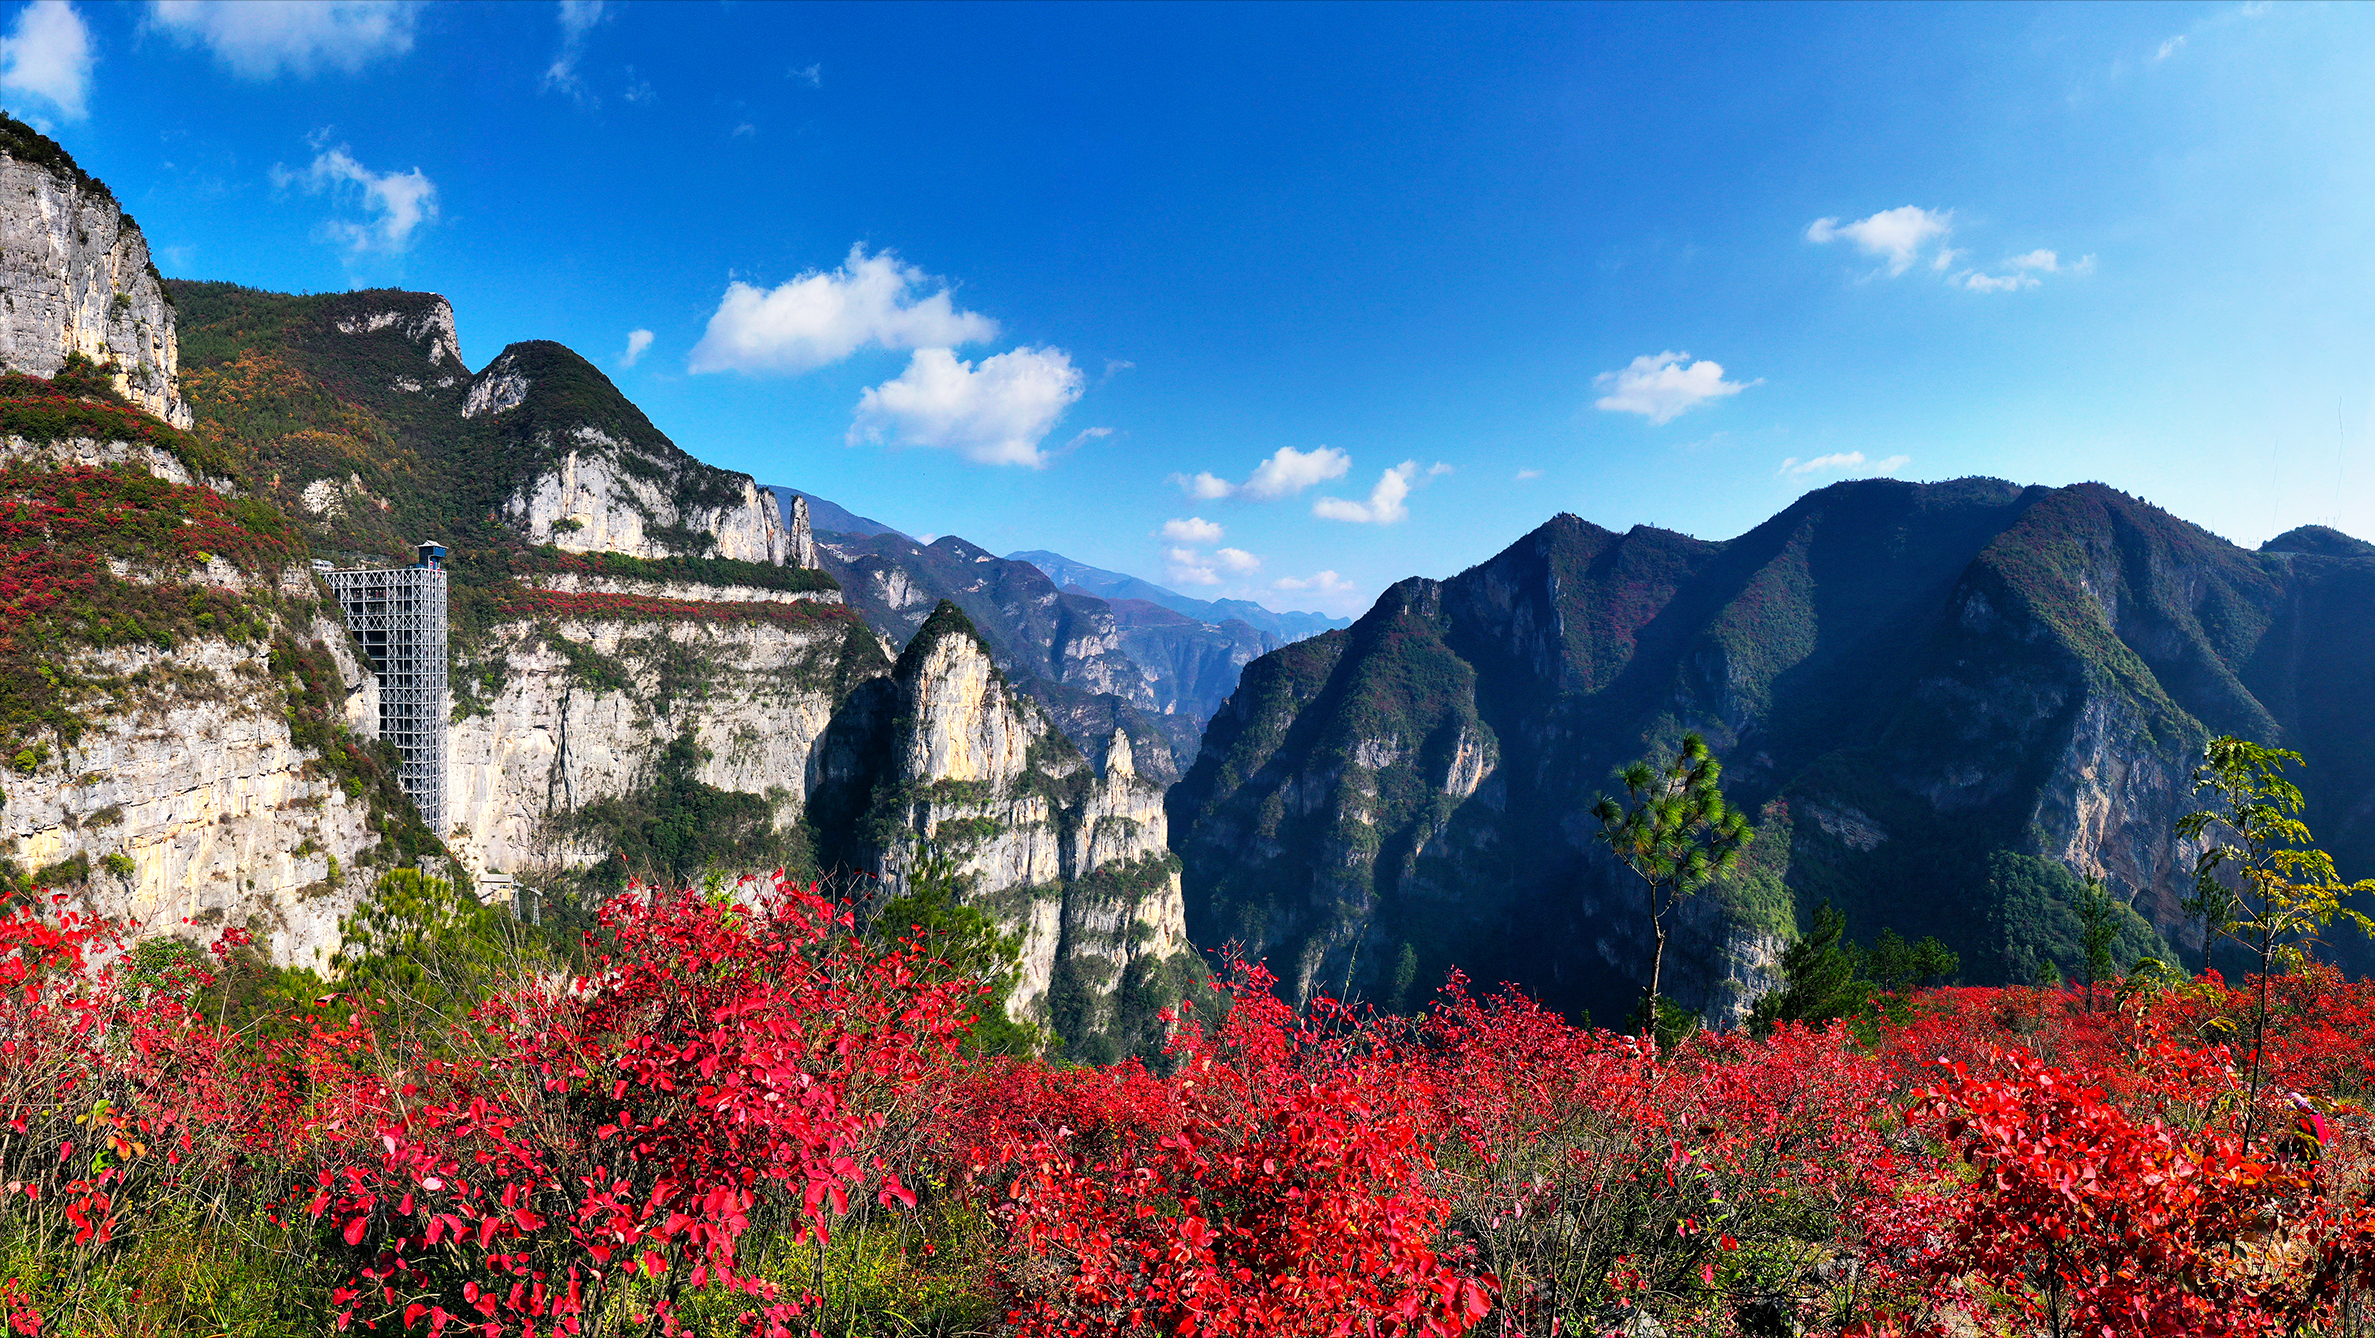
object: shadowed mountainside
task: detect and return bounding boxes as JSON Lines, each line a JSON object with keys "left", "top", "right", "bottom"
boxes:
{"left": 1170, "top": 477, "right": 2375, "bottom": 1025}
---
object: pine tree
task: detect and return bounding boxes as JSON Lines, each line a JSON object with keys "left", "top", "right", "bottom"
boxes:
{"left": 1750, "top": 902, "right": 1870, "bottom": 1036}
{"left": 1592, "top": 733, "right": 1751, "bottom": 1037}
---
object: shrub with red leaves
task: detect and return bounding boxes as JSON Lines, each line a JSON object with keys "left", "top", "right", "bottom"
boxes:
{"left": 306, "top": 873, "right": 977, "bottom": 1337}
{"left": 959, "top": 961, "right": 1496, "bottom": 1338}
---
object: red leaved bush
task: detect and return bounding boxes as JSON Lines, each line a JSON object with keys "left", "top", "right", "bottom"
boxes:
{"left": 308, "top": 873, "right": 976, "bottom": 1337}
{"left": 957, "top": 960, "right": 1494, "bottom": 1338}
{"left": 5, "top": 873, "right": 2375, "bottom": 1336}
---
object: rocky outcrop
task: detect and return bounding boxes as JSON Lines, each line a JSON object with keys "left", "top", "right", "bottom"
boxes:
{"left": 517, "top": 572, "right": 840, "bottom": 605}
{"left": 1107, "top": 599, "right": 1278, "bottom": 723}
{"left": 816, "top": 530, "right": 1194, "bottom": 779}
{"left": 497, "top": 430, "right": 792, "bottom": 563}
{"left": 865, "top": 605, "right": 1192, "bottom": 1035}
{"left": 0, "top": 578, "right": 388, "bottom": 970}
{"left": 465, "top": 343, "right": 799, "bottom": 566}
{"left": 0, "top": 118, "right": 188, "bottom": 425}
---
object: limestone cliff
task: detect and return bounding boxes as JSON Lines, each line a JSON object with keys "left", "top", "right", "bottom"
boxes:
{"left": 0, "top": 116, "right": 187, "bottom": 426}
{"left": 831, "top": 603, "right": 1197, "bottom": 1060}
{"left": 446, "top": 599, "right": 887, "bottom": 881}
{"left": 814, "top": 529, "right": 1192, "bottom": 780}
{"left": 0, "top": 596, "right": 389, "bottom": 969}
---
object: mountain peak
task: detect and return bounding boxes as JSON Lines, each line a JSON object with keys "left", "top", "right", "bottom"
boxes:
{"left": 2262, "top": 524, "right": 2375, "bottom": 558}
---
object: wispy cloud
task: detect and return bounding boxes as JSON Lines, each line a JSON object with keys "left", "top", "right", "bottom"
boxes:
{"left": 1810, "top": 205, "right": 2094, "bottom": 295}
{"left": 789, "top": 62, "right": 820, "bottom": 87}
{"left": 1960, "top": 249, "right": 2095, "bottom": 292}
{"left": 1594, "top": 352, "right": 1756, "bottom": 425}
{"left": 620, "top": 329, "right": 653, "bottom": 367}
{"left": 271, "top": 140, "right": 438, "bottom": 253}
{"left": 1, "top": 1, "right": 93, "bottom": 124}
{"left": 1514, "top": 468, "right": 1543, "bottom": 482}
{"left": 689, "top": 244, "right": 998, "bottom": 375}
{"left": 1776, "top": 451, "right": 1910, "bottom": 478}
{"left": 847, "top": 346, "right": 1083, "bottom": 468}
{"left": 1274, "top": 570, "right": 1353, "bottom": 594}
{"left": 148, "top": 0, "right": 420, "bottom": 79}
{"left": 542, "top": 0, "right": 607, "bottom": 104}
{"left": 1166, "top": 547, "right": 1219, "bottom": 586}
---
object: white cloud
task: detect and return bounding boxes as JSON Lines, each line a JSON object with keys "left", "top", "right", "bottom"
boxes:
{"left": 1961, "top": 271, "right": 2035, "bottom": 293}
{"left": 1245, "top": 445, "right": 1351, "bottom": 500}
{"left": 621, "top": 329, "right": 653, "bottom": 367}
{"left": 1959, "top": 249, "right": 2095, "bottom": 292}
{"left": 1514, "top": 468, "right": 1543, "bottom": 482}
{"left": 1165, "top": 547, "right": 1220, "bottom": 587}
{"left": 1805, "top": 206, "right": 1954, "bottom": 276}
{"left": 1593, "top": 351, "right": 1754, "bottom": 425}
{"left": 2156, "top": 34, "right": 2187, "bottom": 60}
{"left": 1427, "top": 462, "right": 1453, "bottom": 477}
{"left": 1314, "top": 461, "right": 1417, "bottom": 524}
{"left": 847, "top": 346, "right": 1083, "bottom": 468}
{"left": 542, "top": 0, "right": 606, "bottom": 103}
{"left": 1776, "top": 451, "right": 1910, "bottom": 478}
{"left": 271, "top": 143, "right": 438, "bottom": 253}
{"left": 147, "top": 0, "right": 419, "bottom": 79}
{"left": 1172, "top": 445, "right": 1350, "bottom": 502}
{"left": 1160, "top": 517, "right": 1223, "bottom": 544}
{"left": 1216, "top": 547, "right": 1260, "bottom": 574}
{"left": 688, "top": 245, "right": 998, "bottom": 375}
{"left": 790, "top": 62, "right": 820, "bottom": 87}
{"left": 1, "top": 1, "right": 92, "bottom": 123}
{"left": 1274, "top": 570, "right": 1353, "bottom": 594}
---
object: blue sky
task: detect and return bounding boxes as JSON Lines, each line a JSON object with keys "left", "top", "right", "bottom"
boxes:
{"left": 3, "top": 1, "right": 2372, "bottom": 616}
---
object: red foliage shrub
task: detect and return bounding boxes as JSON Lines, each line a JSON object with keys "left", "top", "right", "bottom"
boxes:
{"left": 304, "top": 873, "right": 978, "bottom": 1336}
{"left": 960, "top": 962, "right": 1495, "bottom": 1338}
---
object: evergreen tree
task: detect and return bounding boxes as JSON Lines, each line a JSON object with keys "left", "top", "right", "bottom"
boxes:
{"left": 1750, "top": 902, "right": 1870, "bottom": 1036}
{"left": 1865, "top": 927, "right": 1960, "bottom": 994}
{"left": 868, "top": 838, "right": 1043, "bottom": 1056}
{"left": 2074, "top": 875, "right": 2121, "bottom": 1013}
{"left": 1591, "top": 733, "right": 1751, "bottom": 1037}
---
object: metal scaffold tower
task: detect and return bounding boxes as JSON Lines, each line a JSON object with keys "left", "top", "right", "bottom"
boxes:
{"left": 324, "top": 542, "right": 450, "bottom": 834}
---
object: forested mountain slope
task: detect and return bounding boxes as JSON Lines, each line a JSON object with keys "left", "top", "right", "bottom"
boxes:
{"left": 1170, "top": 477, "right": 2375, "bottom": 1024}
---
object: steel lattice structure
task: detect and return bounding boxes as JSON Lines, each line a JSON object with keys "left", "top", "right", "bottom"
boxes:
{"left": 325, "top": 549, "right": 449, "bottom": 834}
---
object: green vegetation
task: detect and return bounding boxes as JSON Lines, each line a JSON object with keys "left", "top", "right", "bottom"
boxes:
{"left": 506, "top": 544, "right": 841, "bottom": 593}
{"left": 564, "top": 731, "right": 796, "bottom": 895}
{"left": 2177, "top": 735, "right": 2375, "bottom": 1142}
{"left": 867, "top": 839, "right": 1042, "bottom": 1057}
{"left": 333, "top": 868, "right": 514, "bottom": 1040}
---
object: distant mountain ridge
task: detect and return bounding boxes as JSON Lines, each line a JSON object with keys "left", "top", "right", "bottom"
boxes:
{"left": 1169, "top": 477, "right": 2375, "bottom": 1026}
{"left": 759, "top": 495, "right": 1347, "bottom": 774}
{"left": 1007, "top": 550, "right": 1350, "bottom": 642}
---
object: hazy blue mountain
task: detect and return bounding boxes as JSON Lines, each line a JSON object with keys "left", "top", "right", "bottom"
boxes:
{"left": 1007, "top": 550, "right": 1350, "bottom": 642}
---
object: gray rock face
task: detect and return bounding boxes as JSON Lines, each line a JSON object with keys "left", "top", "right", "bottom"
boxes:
{"left": 445, "top": 604, "right": 881, "bottom": 882}
{"left": 868, "top": 616, "right": 1191, "bottom": 1030}
{"left": 0, "top": 555, "right": 389, "bottom": 969}
{"left": 0, "top": 153, "right": 187, "bottom": 425}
